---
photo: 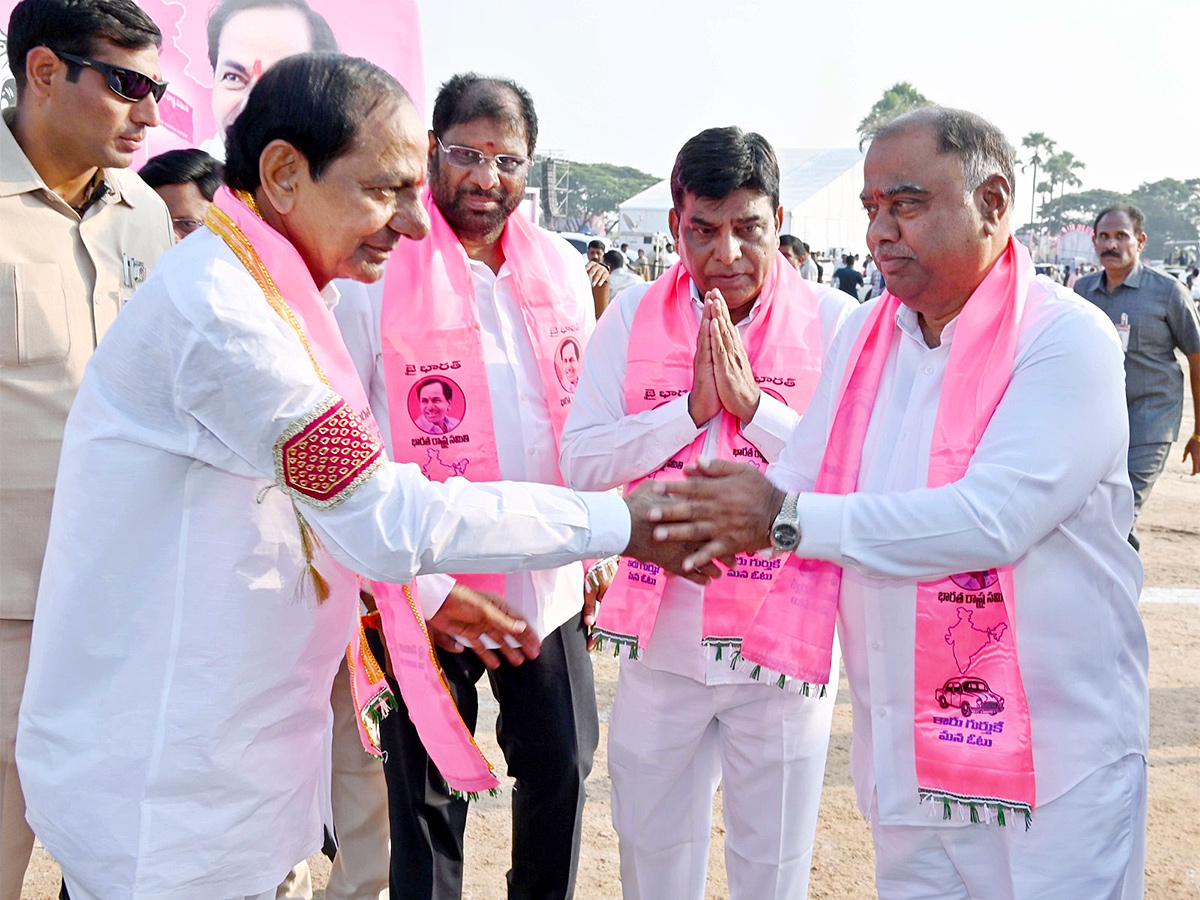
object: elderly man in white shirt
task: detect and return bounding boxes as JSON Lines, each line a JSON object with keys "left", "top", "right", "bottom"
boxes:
{"left": 16, "top": 55, "right": 707, "bottom": 900}
{"left": 560, "top": 127, "right": 854, "bottom": 900}
{"left": 651, "top": 107, "right": 1149, "bottom": 900}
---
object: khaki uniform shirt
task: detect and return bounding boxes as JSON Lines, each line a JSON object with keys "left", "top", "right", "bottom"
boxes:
{"left": 0, "top": 109, "right": 172, "bottom": 619}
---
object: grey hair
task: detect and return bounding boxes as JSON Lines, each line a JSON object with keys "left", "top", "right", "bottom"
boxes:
{"left": 864, "top": 106, "right": 1015, "bottom": 194}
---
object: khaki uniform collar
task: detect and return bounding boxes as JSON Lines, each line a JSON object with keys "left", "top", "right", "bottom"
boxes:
{"left": 1, "top": 107, "right": 136, "bottom": 208}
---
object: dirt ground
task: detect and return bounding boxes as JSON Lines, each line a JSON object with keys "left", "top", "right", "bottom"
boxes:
{"left": 20, "top": 414, "right": 1200, "bottom": 900}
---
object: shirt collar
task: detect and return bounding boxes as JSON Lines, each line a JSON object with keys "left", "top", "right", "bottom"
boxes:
{"left": 894, "top": 300, "right": 958, "bottom": 347}
{"left": 0, "top": 108, "right": 44, "bottom": 198}
{"left": 1120, "top": 260, "right": 1144, "bottom": 289}
{"left": 687, "top": 274, "right": 764, "bottom": 326}
{"left": 320, "top": 281, "right": 342, "bottom": 311}
{"left": 0, "top": 107, "right": 134, "bottom": 208}
{"left": 467, "top": 254, "right": 510, "bottom": 282}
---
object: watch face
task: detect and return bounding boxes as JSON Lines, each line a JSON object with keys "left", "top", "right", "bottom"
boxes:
{"left": 772, "top": 523, "right": 799, "bottom": 549}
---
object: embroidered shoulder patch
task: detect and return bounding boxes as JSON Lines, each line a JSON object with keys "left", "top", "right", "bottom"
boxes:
{"left": 274, "top": 394, "right": 385, "bottom": 509}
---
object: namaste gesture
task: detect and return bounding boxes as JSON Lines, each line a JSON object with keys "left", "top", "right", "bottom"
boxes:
{"left": 688, "top": 290, "right": 761, "bottom": 427}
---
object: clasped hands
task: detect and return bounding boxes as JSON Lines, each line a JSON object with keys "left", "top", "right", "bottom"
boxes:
{"left": 626, "top": 289, "right": 783, "bottom": 583}
{"left": 427, "top": 293, "right": 784, "bottom": 665}
{"left": 689, "top": 290, "right": 760, "bottom": 427}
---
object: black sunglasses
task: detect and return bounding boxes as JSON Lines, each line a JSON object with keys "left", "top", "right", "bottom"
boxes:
{"left": 52, "top": 49, "right": 168, "bottom": 103}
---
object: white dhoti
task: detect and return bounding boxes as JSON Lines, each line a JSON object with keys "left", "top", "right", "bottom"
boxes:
{"left": 871, "top": 753, "right": 1147, "bottom": 900}
{"left": 608, "top": 659, "right": 836, "bottom": 900}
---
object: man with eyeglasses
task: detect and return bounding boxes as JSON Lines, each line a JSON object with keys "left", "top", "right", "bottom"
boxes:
{"left": 334, "top": 72, "right": 600, "bottom": 900}
{"left": 0, "top": 2, "right": 171, "bottom": 896}
{"left": 140, "top": 148, "right": 223, "bottom": 240}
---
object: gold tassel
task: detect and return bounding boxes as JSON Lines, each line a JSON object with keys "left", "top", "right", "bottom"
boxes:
{"left": 294, "top": 503, "right": 330, "bottom": 603}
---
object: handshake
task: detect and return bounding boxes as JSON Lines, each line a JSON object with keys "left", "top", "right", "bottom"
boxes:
{"left": 427, "top": 459, "right": 787, "bottom": 669}
{"left": 621, "top": 458, "right": 787, "bottom": 584}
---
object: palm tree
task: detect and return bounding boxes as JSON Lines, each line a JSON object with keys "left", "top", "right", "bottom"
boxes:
{"left": 857, "top": 82, "right": 932, "bottom": 146}
{"left": 1045, "top": 151, "right": 1086, "bottom": 201}
{"left": 1020, "top": 132, "right": 1056, "bottom": 228}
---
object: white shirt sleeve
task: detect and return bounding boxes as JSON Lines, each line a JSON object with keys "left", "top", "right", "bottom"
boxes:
{"left": 738, "top": 392, "right": 798, "bottom": 462}
{"left": 171, "top": 268, "right": 631, "bottom": 587}
{"left": 560, "top": 283, "right": 705, "bottom": 491}
{"left": 773, "top": 301, "right": 1130, "bottom": 579}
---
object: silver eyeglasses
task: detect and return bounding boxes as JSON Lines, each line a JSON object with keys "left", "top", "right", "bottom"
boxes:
{"left": 436, "top": 136, "right": 529, "bottom": 174}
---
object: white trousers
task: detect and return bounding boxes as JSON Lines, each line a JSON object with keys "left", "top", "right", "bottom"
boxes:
{"left": 608, "top": 659, "right": 836, "bottom": 900}
{"left": 871, "top": 753, "right": 1147, "bottom": 900}
{"left": 62, "top": 876, "right": 275, "bottom": 900}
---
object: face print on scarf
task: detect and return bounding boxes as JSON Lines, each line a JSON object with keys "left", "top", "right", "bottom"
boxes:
{"left": 555, "top": 337, "right": 582, "bottom": 393}
{"left": 949, "top": 569, "right": 999, "bottom": 591}
{"left": 409, "top": 376, "right": 465, "bottom": 435}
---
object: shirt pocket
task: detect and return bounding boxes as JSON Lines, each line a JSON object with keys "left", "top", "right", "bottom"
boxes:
{"left": 0, "top": 262, "right": 71, "bottom": 366}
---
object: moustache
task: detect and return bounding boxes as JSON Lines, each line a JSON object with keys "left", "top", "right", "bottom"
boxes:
{"left": 1101, "top": 250, "right": 1122, "bottom": 257}
{"left": 460, "top": 187, "right": 506, "bottom": 202}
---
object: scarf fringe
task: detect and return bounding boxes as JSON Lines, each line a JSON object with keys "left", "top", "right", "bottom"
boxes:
{"left": 585, "top": 555, "right": 621, "bottom": 592}
{"left": 448, "top": 787, "right": 502, "bottom": 801}
{"left": 591, "top": 630, "right": 641, "bottom": 660}
{"left": 357, "top": 688, "right": 398, "bottom": 759}
{"left": 592, "top": 634, "right": 829, "bottom": 698}
{"left": 716, "top": 644, "right": 828, "bottom": 697}
{"left": 918, "top": 789, "right": 1032, "bottom": 831}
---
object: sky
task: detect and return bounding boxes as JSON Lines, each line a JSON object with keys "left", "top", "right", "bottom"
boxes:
{"left": 420, "top": 0, "right": 1200, "bottom": 228}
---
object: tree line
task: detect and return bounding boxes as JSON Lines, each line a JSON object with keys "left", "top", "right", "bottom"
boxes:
{"left": 858, "top": 82, "right": 1198, "bottom": 262}
{"left": 529, "top": 84, "right": 1197, "bottom": 262}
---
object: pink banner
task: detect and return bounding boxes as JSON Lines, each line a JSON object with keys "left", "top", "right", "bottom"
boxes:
{"left": 0, "top": 0, "right": 423, "bottom": 162}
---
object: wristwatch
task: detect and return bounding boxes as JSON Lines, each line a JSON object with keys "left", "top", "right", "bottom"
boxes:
{"left": 770, "top": 491, "right": 801, "bottom": 552}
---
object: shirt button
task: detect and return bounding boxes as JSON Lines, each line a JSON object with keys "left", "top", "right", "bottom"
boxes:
{"left": 924, "top": 365, "right": 934, "bottom": 375}
{"left": 876, "top": 708, "right": 887, "bottom": 718}
{"left": 871, "top": 641, "right": 882, "bottom": 651}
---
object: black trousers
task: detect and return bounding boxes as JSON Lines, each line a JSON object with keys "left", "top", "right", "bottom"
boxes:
{"left": 376, "top": 613, "right": 599, "bottom": 900}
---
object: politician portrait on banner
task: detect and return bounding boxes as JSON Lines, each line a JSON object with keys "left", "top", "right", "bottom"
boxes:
{"left": 0, "top": 0, "right": 424, "bottom": 158}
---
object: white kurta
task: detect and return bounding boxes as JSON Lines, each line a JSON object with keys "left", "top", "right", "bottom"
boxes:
{"left": 335, "top": 237, "right": 596, "bottom": 638}
{"left": 559, "top": 274, "right": 853, "bottom": 900}
{"left": 559, "top": 277, "right": 854, "bottom": 682}
{"left": 770, "top": 277, "right": 1149, "bottom": 826}
{"left": 16, "top": 230, "right": 629, "bottom": 900}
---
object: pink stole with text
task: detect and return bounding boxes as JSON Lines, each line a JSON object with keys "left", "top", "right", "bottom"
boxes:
{"left": 594, "top": 257, "right": 824, "bottom": 661}
{"left": 209, "top": 187, "right": 498, "bottom": 793}
{"left": 741, "top": 237, "right": 1037, "bottom": 823}
{"left": 379, "top": 191, "right": 584, "bottom": 600}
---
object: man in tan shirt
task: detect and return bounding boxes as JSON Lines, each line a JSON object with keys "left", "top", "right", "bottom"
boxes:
{"left": 0, "top": 1, "right": 172, "bottom": 895}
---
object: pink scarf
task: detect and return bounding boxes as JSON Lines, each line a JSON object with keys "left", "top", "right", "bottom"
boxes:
{"left": 206, "top": 187, "right": 498, "bottom": 794}
{"left": 740, "top": 237, "right": 1037, "bottom": 825}
{"left": 594, "top": 257, "right": 824, "bottom": 666}
{"left": 380, "top": 190, "right": 584, "bottom": 598}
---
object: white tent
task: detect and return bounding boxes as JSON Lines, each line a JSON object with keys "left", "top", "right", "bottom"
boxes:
{"left": 617, "top": 148, "right": 867, "bottom": 257}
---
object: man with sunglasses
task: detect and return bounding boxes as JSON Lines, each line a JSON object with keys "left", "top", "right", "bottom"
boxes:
{"left": 334, "top": 73, "right": 599, "bottom": 900}
{"left": 0, "top": 2, "right": 171, "bottom": 897}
